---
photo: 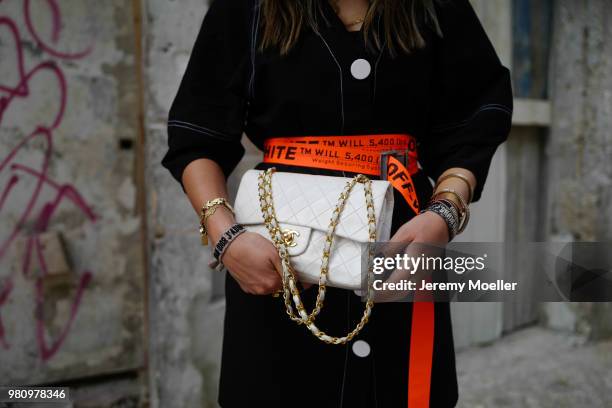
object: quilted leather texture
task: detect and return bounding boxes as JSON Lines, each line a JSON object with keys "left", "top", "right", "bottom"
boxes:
{"left": 234, "top": 170, "right": 395, "bottom": 290}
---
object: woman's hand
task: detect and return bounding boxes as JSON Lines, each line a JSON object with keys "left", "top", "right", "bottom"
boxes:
{"left": 390, "top": 211, "right": 450, "bottom": 246}
{"left": 375, "top": 211, "right": 449, "bottom": 302}
{"left": 221, "top": 231, "right": 283, "bottom": 295}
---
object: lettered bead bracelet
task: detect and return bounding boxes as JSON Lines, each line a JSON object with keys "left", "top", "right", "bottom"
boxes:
{"left": 213, "top": 223, "right": 246, "bottom": 262}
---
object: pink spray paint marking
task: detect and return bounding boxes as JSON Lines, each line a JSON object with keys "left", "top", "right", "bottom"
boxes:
{"left": 23, "top": 0, "right": 92, "bottom": 60}
{"left": 0, "top": 1, "right": 96, "bottom": 361}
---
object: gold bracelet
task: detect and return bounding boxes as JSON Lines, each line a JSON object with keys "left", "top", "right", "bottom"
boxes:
{"left": 431, "top": 188, "right": 470, "bottom": 233}
{"left": 199, "top": 198, "right": 234, "bottom": 245}
{"left": 434, "top": 173, "right": 474, "bottom": 204}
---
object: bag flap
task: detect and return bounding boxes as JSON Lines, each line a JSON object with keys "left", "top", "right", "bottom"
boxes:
{"left": 243, "top": 223, "right": 311, "bottom": 257}
{"left": 234, "top": 170, "right": 394, "bottom": 243}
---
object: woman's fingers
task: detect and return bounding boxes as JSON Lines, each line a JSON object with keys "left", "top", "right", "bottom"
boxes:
{"left": 225, "top": 232, "right": 317, "bottom": 295}
{"left": 372, "top": 212, "right": 450, "bottom": 302}
{"left": 268, "top": 247, "right": 316, "bottom": 291}
{"left": 220, "top": 232, "right": 284, "bottom": 295}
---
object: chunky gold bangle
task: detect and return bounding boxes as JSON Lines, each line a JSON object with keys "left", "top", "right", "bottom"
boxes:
{"left": 434, "top": 173, "right": 474, "bottom": 204}
{"left": 431, "top": 188, "right": 470, "bottom": 233}
{"left": 199, "top": 198, "right": 234, "bottom": 246}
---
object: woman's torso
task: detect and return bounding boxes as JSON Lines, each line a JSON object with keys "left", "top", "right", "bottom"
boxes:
{"left": 244, "top": 1, "right": 438, "bottom": 151}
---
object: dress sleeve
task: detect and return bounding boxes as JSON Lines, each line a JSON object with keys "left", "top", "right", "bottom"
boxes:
{"left": 419, "top": 0, "right": 513, "bottom": 202}
{"left": 160, "top": 0, "right": 252, "bottom": 192}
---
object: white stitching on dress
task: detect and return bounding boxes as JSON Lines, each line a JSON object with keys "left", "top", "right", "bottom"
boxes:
{"left": 431, "top": 104, "right": 512, "bottom": 133}
{"left": 314, "top": 32, "right": 346, "bottom": 134}
{"left": 338, "top": 290, "right": 351, "bottom": 408}
{"left": 167, "top": 120, "right": 231, "bottom": 138}
{"left": 372, "top": 347, "right": 379, "bottom": 408}
{"left": 372, "top": 14, "right": 386, "bottom": 101}
{"left": 167, "top": 123, "right": 235, "bottom": 141}
{"left": 248, "top": 0, "right": 261, "bottom": 100}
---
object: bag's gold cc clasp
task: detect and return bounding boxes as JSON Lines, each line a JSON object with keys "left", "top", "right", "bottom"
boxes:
{"left": 281, "top": 229, "right": 300, "bottom": 248}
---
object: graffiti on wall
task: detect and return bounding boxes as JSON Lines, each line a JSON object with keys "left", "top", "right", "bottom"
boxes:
{"left": 0, "top": 0, "right": 96, "bottom": 361}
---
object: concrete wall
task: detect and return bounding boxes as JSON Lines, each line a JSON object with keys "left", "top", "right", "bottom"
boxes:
{"left": 0, "top": 0, "right": 145, "bottom": 391}
{"left": 144, "top": 1, "right": 223, "bottom": 407}
{"left": 543, "top": 0, "right": 612, "bottom": 339}
{"left": 2, "top": 0, "right": 611, "bottom": 407}
{"left": 451, "top": 0, "right": 512, "bottom": 349}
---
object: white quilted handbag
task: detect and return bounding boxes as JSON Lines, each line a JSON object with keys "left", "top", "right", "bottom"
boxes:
{"left": 233, "top": 168, "right": 394, "bottom": 344}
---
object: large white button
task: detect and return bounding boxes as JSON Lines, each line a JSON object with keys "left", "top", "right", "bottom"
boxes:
{"left": 352, "top": 340, "right": 371, "bottom": 357}
{"left": 350, "top": 58, "right": 371, "bottom": 80}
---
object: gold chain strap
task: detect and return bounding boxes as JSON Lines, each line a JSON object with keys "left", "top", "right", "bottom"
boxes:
{"left": 257, "top": 168, "right": 376, "bottom": 345}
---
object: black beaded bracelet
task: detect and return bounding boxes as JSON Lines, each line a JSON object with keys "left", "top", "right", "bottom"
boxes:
{"left": 213, "top": 224, "right": 246, "bottom": 262}
{"left": 420, "top": 201, "right": 459, "bottom": 241}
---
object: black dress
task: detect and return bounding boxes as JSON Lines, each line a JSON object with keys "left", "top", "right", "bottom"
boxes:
{"left": 160, "top": 1, "right": 513, "bottom": 407}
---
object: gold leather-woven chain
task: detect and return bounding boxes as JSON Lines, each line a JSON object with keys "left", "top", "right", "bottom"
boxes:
{"left": 257, "top": 167, "right": 376, "bottom": 345}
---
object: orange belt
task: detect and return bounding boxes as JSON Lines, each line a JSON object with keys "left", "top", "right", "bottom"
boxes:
{"left": 263, "top": 134, "right": 420, "bottom": 214}
{"left": 263, "top": 134, "right": 434, "bottom": 407}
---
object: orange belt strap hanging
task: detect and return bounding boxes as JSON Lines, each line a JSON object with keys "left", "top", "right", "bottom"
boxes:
{"left": 262, "top": 134, "right": 434, "bottom": 407}
{"left": 408, "top": 301, "right": 435, "bottom": 407}
{"left": 386, "top": 156, "right": 420, "bottom": 215}
{"left": 384, "top": 156, "right": 433, "bottom": 408}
